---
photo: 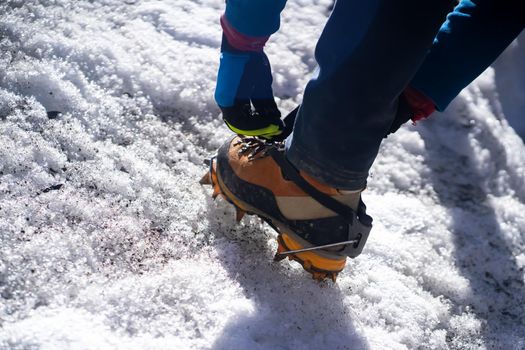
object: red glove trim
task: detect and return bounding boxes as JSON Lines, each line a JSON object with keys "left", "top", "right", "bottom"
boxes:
{"left": 403, "top": 86, "right": 436, "bottom": 123}
{"left": 221, "top": 15, "right": 270, "bottom": 52}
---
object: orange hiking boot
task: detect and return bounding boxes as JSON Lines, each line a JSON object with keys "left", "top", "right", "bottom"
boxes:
{"left": 200, "top": 136, "right": 372, "bottom": 282}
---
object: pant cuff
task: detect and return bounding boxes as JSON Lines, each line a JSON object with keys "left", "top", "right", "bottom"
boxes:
{"left": 285, "top": 135, "right": 368, "bottom": 191}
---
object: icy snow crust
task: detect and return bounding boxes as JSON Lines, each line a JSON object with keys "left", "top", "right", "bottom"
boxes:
{"left": 0, "top": 1, "right": 524, "bottom": 349}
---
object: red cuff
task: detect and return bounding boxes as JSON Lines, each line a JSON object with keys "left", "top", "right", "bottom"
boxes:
{"left": 221, "top": 15, "right": 270, "bottom": 52}
{"left": 403, "top": 86, "right": 436, "bottom": 123}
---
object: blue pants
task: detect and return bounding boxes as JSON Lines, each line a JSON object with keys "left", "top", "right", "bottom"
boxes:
{"left": 223, "top": 0, "right": 524, "bottom": 190}
{"left": 412, "top": 0, "right": 525, "bottom": 111}
{"left": 285, "top": 0, "right": 454, "bottom": 190}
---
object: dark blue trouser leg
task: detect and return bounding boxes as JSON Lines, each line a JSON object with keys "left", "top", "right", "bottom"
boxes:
{"left": 411, "top": 0, "right": 525, "bottom": 111}
{"left": 286, "top": 0, "right": 454, "bottom": 190}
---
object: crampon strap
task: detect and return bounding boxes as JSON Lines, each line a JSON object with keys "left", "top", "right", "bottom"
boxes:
{"left": 268, "top": 147, "right": 373, "bottom": 258}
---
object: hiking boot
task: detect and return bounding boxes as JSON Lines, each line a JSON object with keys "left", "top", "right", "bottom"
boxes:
{"left": 201, "top": 136, "right": 372, "bottom": 281}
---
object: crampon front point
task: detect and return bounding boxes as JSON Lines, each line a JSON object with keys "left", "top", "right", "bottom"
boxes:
{"left": 200, "top": 157, "right": 247, "bottom": 223}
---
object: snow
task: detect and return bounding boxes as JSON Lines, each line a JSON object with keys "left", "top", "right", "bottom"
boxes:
{"left": 0, "top": 1, "right": 524, "bottom": 349}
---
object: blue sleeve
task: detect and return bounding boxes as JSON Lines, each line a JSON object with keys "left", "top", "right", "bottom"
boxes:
{"left": 225, "top": 0, "right": 288, "bottom": 37}
{"left": 411, "top": 0, "right": 524, "bottom": 111}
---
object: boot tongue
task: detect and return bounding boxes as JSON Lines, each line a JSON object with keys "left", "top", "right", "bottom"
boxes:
{"left": 334, "top": 191, "right": 361, "bottom": 212}
{"left": 299, "top": 172, "right": 340, "bottom": 196}
{"left": 298, "top": 172, "right": 363, "bottom": 211}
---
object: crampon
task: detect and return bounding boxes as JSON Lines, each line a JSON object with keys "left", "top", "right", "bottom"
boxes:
{"left": 200, "top": 136, "right": 372, "bottom": 282}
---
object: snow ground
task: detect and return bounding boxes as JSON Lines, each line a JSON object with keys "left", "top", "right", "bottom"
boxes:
{"left": 0, "top": 1, "right": 524, "bottom": 349}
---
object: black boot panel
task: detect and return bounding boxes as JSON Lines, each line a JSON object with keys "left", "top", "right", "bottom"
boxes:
{"left": 216, "top": 140, "right": 350, "bottom": 246}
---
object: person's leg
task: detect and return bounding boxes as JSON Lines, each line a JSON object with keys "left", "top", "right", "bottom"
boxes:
{"left": 203, "top": 0, "right": 455, "bottom": 280}
{"left": 286, "top": 0, "right": 454, "bottom": 190}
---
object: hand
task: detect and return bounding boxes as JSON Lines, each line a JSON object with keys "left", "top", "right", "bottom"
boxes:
{"left": 215, "top": 34, "right": 284, "bottom": 139}
{"left": 388, "top": 86, "right": 436, "bottom": 135}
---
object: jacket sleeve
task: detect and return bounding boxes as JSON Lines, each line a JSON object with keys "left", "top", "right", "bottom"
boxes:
{"left": 224, "top": 0, "right": 288, "bottom": 37}
{"left": 410, "top": 0, "right": 524, "bottom": 111}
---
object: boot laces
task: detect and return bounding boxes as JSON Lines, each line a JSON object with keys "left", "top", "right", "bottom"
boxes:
{"left": 234, "top": 136, "right": 284, "bottom": 161}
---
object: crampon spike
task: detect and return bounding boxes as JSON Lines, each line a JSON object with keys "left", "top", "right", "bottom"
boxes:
{"left": 212, "top": 184, "right": 221, "bottom": 199}
{"left": 330, "top": 272, "right": 338, "bottom": 283}
{"left": 273, "top": 252, "right": 286, "bottom": 262}
{"left": 199, "top": 172, "right": 212, "bottom": 185}
{"left": 311, "top": 271, "right": 327, "bottom": 282}
{"left": 235, "top": 207, "right": 246, "bottom": 222}
{"left": 274, "top": 235, "right": 340, "bottom": 282}
{"left": 274, "top": 236, "right": 287, "bottom": 261}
